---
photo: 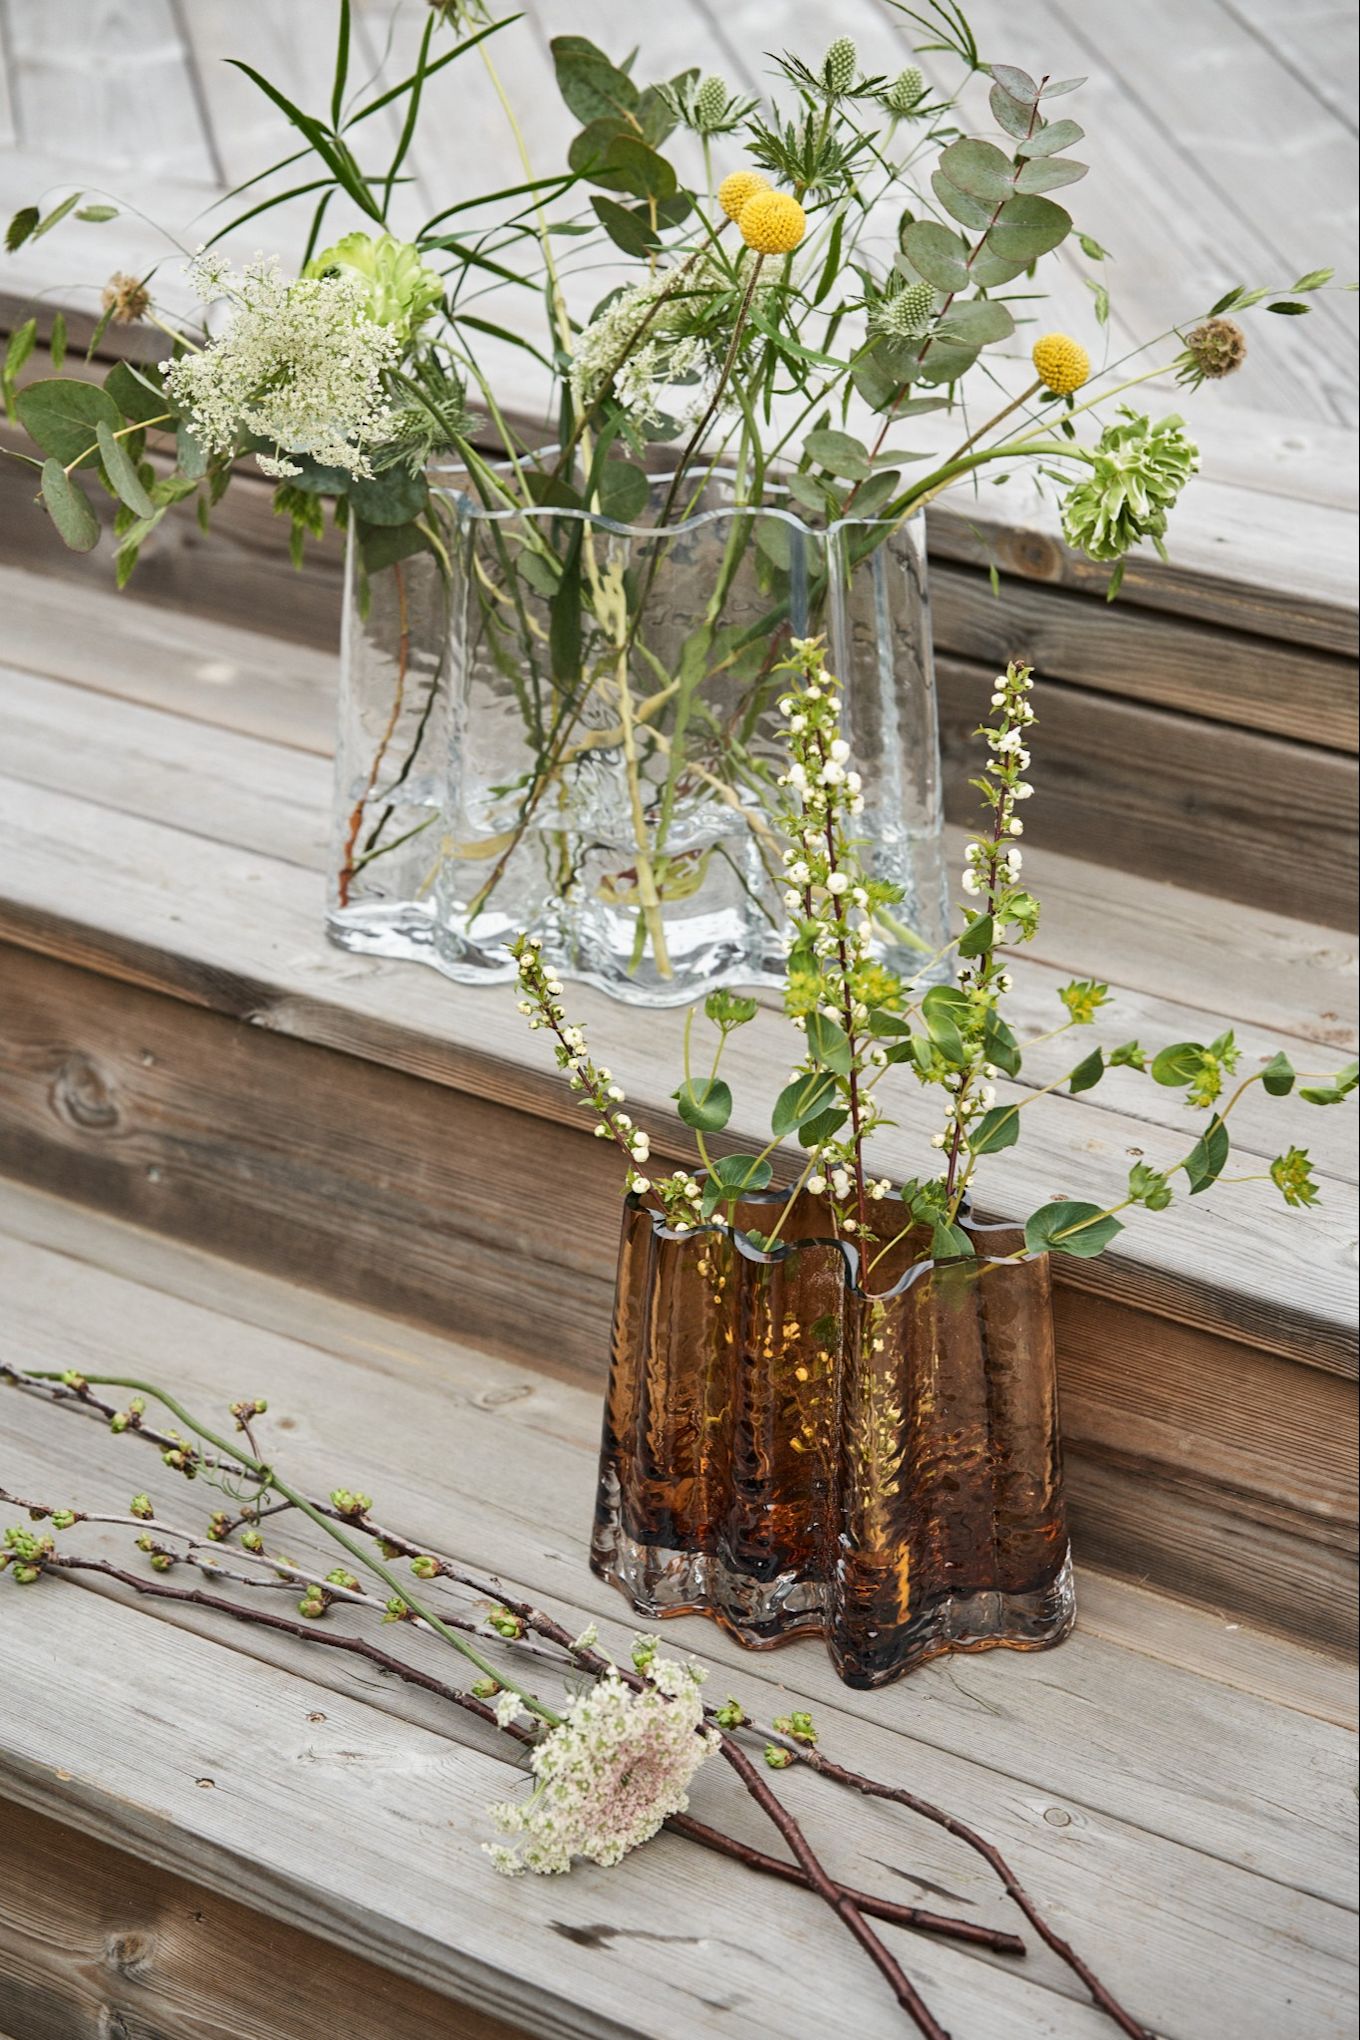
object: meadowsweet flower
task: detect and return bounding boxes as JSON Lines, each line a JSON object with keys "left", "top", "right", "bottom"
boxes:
{"left": 487, "top": 1654, "right": 714, "bottom": 1874}
{"left": 164, "top": 255, "right": 399, "bottom": 479}
{"left": 568, "top": 278, "right": 711, "bottom": 432}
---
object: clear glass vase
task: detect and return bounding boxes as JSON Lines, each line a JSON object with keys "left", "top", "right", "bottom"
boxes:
{"left": 591, "top": 1190, "right": 1074, "bottom": 1690}
{"left": 328, "top": 472, "right": 949, "bottom": 1006}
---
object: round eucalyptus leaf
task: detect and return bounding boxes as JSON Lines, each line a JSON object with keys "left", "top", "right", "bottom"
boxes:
{"left": 40, "top": 458, "right": 100, "bottom": 551}
{"left": 939, "top": 138, "right": 1014, "bottom": 204}
{"left": 901, "top": 221, "right": 971, "bottom": 293}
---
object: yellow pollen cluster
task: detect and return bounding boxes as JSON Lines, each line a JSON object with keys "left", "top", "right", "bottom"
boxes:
{"left": 738, "top": 189, "right": 807, "bottom": 256}
{"left": 717, "top": 169, "right": 770, "bottom": 222}
{"left": 1032, "top": 332, "right": 1091, "bottom": 396}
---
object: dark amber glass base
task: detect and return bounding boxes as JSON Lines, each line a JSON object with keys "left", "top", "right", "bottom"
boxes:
{"left": 591, "top": 1191, "right": 1075, "bottom": 1689}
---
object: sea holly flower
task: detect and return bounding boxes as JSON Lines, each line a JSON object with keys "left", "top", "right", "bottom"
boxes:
{"left": 303, "top": 231, "right": 443, "bottom": 342}
{"left": 882, "top": 65, "right": 926, "bottom": 116}
{"left": 487, "top": 1654, "right": 714, "bottom": 1874}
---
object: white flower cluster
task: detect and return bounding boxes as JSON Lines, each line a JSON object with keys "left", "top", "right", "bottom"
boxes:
{"left": 960, "top": 669, "right": 1036, "bottom": 899}
{"left": 512, "top": 935, "right": 705, "bottom": 1225}
{"left": 569, "top": 278, "right": 711, "bottom": 434}
{"left": 164, "top": 253, "right": 400, "bottom": 480}
{"left": 487, "top": 1650, "right": 714, "bottom": 1874}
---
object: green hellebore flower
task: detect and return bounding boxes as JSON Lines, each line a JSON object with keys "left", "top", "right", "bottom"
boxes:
{"left": 304, "top": 232, "right": 443, "bottom": 343}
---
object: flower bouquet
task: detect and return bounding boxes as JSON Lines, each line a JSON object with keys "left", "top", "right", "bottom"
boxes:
{"left": 511, "top": 638, "right": 1358, "bottom": 1683}
{"left": 3, "top": 1, "right": 1341, "bottom": 1001}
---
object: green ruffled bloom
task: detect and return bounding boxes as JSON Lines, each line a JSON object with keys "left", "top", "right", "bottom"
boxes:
{"left": 1060, "top": 409, "right": 1199, "bottom": 565}
{"left": 304, "top": 231, "right": 443, "bottom": 343}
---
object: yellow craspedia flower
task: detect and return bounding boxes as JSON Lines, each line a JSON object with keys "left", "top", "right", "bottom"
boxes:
{"left": 739, "top": 189, "right": 807, "bottom": 256}
{"left": 1032, "top": 332, "right": 1091, "bottom": 396}
{"left": 717, "top": 169, "right": 770, "bottom": 222}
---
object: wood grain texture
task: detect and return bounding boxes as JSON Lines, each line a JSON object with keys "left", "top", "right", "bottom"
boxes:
{"left": 0, "top": 938, "right": 1353, "bottom": 1644}
{"left": 11, "top": 1171, "right": 1360, "bottom": 1724}
{"left": 0, "top": 1798, "right": 530, "bottom": 2040}
{"left": 939, "top": 656, "right": 1359, "bottom": 927}
{"left": 0, "top": 1187, "right": 1354, "bottom": 2040}
{"left": 0, "top": 770, "right": 1354, "bottom": 1374}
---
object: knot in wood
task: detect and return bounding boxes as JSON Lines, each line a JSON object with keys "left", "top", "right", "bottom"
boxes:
{"left": 103, "top": 1928, "right": 154, "bottom": 1978}
{"left": 52, "top": 1052, "right": 120, "bottom": 1132}
{"left": 1000, "top": 529, "right": 1062, "bottom": 583}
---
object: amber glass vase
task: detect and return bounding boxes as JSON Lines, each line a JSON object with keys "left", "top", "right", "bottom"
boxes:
{"left": 591, "top": 1190, "right": 1074, "bottom": 1689}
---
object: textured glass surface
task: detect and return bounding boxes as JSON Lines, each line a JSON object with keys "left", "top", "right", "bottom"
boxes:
{"left": 329, "top": 472, "right": 948, "bottom": 1006}
{"left": 592, "top": 1193, "right": 1073, "bottom": 1689}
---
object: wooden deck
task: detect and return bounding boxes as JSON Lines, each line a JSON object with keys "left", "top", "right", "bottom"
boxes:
{"left": 0, "top": 6, "right": 1357, "bottom": 2034}
{"left": 2, "top": 1180, "right": 1356, "bottom": 2040}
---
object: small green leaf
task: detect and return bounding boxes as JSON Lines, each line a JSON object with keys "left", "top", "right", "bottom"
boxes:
{"left": 5, "top": 205, "right": 40, "bottom": 253}
{"left": 772, "top": 1072, "right": 838, "bottom": 1139}
{"left": 938, "top": 138, "right": 1014, "bottom": 204}
{"left": 96, "top": 419, "right": 155, "bottom": 517}
{"left": 1024, "top": 1200, "right": 1123, "bottom": 1259}
{"left": 970, "top": 1104, "right": 1020, "bottom": 1154}
{"left": 674, "top": 1076, "right": 733, "bottom": 1133}
{"left": 1299, "top": 1059, "right": 1359, "bottom": 1106}
{"left": 901, "top": 221, "right": 971, "bottom": 292}
{"left": 989, "top": 64, "right": 1039, "bottom": 104}
{"left": 1265, "top": 300, "right": 1309, "bottom": 315}
{"left": 595, "top": 458, "right": 649, "bottom": 523}
{"left": 1184, "top": 1115, "right": 1230, "bottom": 1195}
{"left": 921, "top": 984, "right": 970, "bottom": 1062}
{"left": 105, "top": 360, "right": 172, "bottom": 425}
{"left": 1292, "top": 267, "right": 1333, "bottom": 291}
{"left": 32, "top": 191, "right": 83, "bottom": 241}
{"left": 1015, "top": 155, "right": 1087, "bottom": 194}
{"left": 1068, "top": 1047, "right": 1105, "bottom": 1094}
{"left": 590, "top": 195, "right": 660, "bottom": 258}
{"left": 75, "top": 203, "right": 120, "bottom": 223}
{"left": 957, "top": 913, "right": 993, "bottom": 958}
{"left": 40, "top": 458, "right": 100, "bottom": 552}
{"left": 1151, "top": 1041, "right": 1204, "bottom": 1088}
{"left": 932, "top": 1220, "right": 975, "bottom": 1262}
{"left": 1018, "top": 119, "right": 1084, "bottom": 159}
{"left": 701, "top": 1152, "right": 773, "bottom": 1217}
{"left": 797, "top": 1105, "right": 848, "bottom": 1149}
{"left": 1260, "top": 1051, "right": 1296, "bottom": 1097}
{"left": 805, "top": 427, "right": 871, "bottom": 479}
{"left": 804, "top": 1012, "right": 852, "bottom": 1075}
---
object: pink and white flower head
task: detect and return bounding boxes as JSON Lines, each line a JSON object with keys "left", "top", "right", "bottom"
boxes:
{"left": 487, "top": 1648, "right": 714, "bottom": 1875}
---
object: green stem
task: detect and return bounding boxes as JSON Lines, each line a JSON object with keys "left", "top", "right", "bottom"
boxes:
{"left": 29, "top": 1372, "right": 560, "bottom": 1725}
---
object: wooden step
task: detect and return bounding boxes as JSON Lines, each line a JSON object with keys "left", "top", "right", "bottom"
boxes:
{"left": 0, "top": 1181, "right": 1354, "bottom": 2040}
{"left": 0, "top": 569, "right": 1354, "bottom": 1653}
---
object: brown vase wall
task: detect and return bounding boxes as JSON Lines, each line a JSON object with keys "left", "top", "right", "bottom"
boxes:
{"left": 592, "top": 1191, "right": 1073, "bottom": 1688}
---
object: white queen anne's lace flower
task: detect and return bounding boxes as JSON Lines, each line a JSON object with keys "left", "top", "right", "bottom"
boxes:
{"left": 164, "top": 254, "right": 400, "bottom": 480}
{"left": 569, "top": 277, "right": 711, "bottom": 434}
{"left": 487, "top": 1652, "right": 714, "bottom": 1875}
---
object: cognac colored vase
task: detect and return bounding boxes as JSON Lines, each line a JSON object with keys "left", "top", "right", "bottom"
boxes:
{"left": 591, "top": 1189, "right": 1074, "bottom": 1689}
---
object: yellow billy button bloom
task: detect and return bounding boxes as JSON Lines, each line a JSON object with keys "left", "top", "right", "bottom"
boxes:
{"left": 1032, "top": 332, "right": 1091, "bottom": 396}
{"left": 717, "top": 169, "right": 770, "bottom": 222}
{"left": 739, "top": 189, "right": 807, "bottom": 256}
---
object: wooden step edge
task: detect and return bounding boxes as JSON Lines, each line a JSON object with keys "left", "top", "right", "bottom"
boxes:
{"left": 0, "top": 849, "right": 1354, "bottom": 1381}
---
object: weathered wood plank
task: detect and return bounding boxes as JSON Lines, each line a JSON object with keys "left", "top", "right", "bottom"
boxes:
{"left": 0, "top": 778, "right": 1353, "bottom": 1372}
{"left": 5, "top": 1167, "right": 1353, "bottom": 1730}
{"left": 0, "top": 1798, "right": 531, "bottom": 2040}
{"left": 0, "top": 941, "right": 1353, "bottom": 1645}
{"left": 940, "top": 655, "right": 1359, "bottom": 927}
{"left": 0, "top": 1203, "right": 1354, "bottom": 2040}
{"left": 930, "top": 563, "right": 1358, "bottom": 752}
{"left": 5, "top": 660, "right": 1353, "bottom": 1182}
{"left": 0, "top": 0, "right": 218, "bottom": 182}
